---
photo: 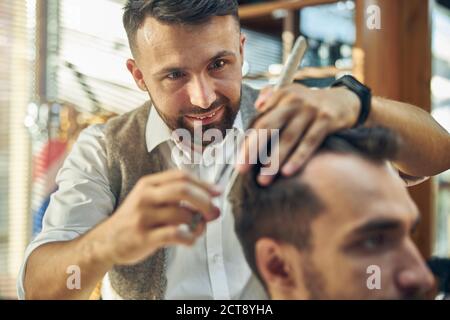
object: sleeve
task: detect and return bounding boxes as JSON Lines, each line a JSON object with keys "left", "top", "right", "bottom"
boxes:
{"left": 16, "top": 124, "right": 116, "bottom": 299}
{"left": 387, "top": 161, "right": 430, "bottom": 187}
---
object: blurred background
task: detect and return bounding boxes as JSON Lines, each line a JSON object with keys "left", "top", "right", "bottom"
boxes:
{"left": 0, "top": 0, "right": 449, "bottom": 299}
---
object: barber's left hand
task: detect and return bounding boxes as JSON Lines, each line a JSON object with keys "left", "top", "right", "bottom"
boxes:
{"left": 236, "top": 83, "right": 361, "bottom": 186}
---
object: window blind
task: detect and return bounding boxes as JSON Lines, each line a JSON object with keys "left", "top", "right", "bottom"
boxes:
{"left": 0, "top": 0, "right": 35, "bottom": 299}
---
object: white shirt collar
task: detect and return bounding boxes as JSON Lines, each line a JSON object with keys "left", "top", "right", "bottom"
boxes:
{"left": 145, "top": 105, "right": 173, "bottom": 153}
{"left": 145, "top": 103, "right": 244, "bottom": 154}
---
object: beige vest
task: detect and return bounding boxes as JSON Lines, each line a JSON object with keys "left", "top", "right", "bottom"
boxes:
{"left": 104, "top": 84, "right": 259, "bottom": 299}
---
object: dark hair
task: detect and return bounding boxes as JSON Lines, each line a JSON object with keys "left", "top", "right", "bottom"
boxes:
{"left": 228, "top": 126, "right": 400, "bottom": 284}
{"left": 123, "top": 0, "right": 240, "bottom": 54}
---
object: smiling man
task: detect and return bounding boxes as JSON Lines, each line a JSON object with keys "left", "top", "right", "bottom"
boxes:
{"left": 19, "top": 0, "right": 450, "bottom": 300}
{"left": 126, "top": 10, "right": 243, "bottom": 140}
{"left": 230, "top": 128, "right": 435, "bottom": 300}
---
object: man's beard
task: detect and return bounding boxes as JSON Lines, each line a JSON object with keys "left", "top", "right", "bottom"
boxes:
{"left": 151, "top": 92, "right": 240, "bottom": 148}
{"left": 301, "top": 255, "right": 429, "bottom": 300}
{"left": 301, "top": 253, "right": 328, "bottom": 300}
{"left": 182, "top": 99, "right": 239, "bottom": 147}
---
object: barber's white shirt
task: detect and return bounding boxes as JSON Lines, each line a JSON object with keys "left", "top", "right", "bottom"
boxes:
{"left": 17, "top": 106, "right": 267, "bottom": 300}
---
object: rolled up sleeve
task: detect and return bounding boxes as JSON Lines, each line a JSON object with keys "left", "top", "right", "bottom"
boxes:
{"left": 17, "top": 124, "right": 116, "bottom": 299}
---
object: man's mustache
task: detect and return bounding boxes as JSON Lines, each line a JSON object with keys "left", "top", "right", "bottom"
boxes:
{"left": 183, "top": 98, "right": 229, "bottom": 116}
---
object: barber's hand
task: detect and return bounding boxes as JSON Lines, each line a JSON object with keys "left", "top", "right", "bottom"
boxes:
{"left": 102, "top": 169, "right": 221, "bottom": 265}
{"left": 237, "top": 83, "right": 360, "bottom": 185}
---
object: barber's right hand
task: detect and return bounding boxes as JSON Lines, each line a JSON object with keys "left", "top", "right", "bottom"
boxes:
{"left": 101, "top": 169, "right": 221, "bottom": 266}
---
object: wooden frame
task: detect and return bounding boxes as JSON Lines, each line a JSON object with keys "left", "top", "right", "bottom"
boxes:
{"left": 354, "top": 0, "right": 433, "bottom": 258}
{"left": 239, "top": 0, "right": 339, "bottom": 19}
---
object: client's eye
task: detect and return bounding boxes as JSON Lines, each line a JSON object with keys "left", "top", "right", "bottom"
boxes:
{"left": 361, "top": 234, "right": 386, "bottom": 251}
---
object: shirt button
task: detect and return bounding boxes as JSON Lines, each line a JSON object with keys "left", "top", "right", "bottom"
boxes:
{"left": 213, "top": 254, "right": 221, "bottom": 263}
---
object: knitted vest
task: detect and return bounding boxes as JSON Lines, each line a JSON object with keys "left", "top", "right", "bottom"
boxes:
{"left": 104, "top": 84, "right": 259, "bottom": 299}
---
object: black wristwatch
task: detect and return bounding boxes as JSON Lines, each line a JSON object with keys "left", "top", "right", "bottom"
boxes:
{"left": 331, "top": 75, "right": 372, "bottom": 128}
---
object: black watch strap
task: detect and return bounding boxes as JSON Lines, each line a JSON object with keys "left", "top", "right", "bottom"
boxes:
{"left": 331, "top": 75, "right": 372, "bottom": 127}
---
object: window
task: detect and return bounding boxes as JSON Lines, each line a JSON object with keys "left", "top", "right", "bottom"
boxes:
{"left": 0, "top": 0, "right": 35, "bottom": 299}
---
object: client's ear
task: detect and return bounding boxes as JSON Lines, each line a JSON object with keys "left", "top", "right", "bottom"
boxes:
{"left": 255, "top": 238, "right": 297, "bottom": 293}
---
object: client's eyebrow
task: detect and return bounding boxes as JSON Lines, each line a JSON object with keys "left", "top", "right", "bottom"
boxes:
{"left": 352, "top": 218, "right": 403, "bottom": 235}
{"left": 352, "top": 215, "right": 420, "bottom": 236}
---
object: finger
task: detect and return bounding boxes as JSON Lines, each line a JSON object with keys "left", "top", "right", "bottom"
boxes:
{"left": 282, "top": 118, "right": 331, "bottom": 176}
{"left": 140, "top": 169, "right": 187, "bottom": 185}
{"left": 149, "top": 182, "right": 221, "bottom": 221}
{"left": 141, "top": 169, "right": 222, "bottom": 196}
{"left": 236, "top": 103, "right": 297, "bottom": 174}
{"left": 236, "top": 127, "right": 259, "bottom": 173}
{"left": 256, "top": 89, "right": 286, "bottom": 113}
{"left": 255, "top": 86, "right": 274, "bottom": 109}
{"left": 252, "top": 102, "right": 297, "bottom": 130}
{"left": 144, "top": 205, "right": 195, "bottom": 228}
{"left": 257, "top": 84, "right": 307, "bottom": 113}
{"left": 257, "top": 112, "right": 314, "bottom": 186}
{"left": 236, "top": 125, "right": 275, "bottom": 174}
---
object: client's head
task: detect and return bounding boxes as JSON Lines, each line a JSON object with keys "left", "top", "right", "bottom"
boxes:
{"left": 229, "top": 127, "right": 434, "bottom": 299}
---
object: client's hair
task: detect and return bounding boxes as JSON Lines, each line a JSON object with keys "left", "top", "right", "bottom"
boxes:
{"left": 228, "top": 126, "right": 400, "bottom": 283}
